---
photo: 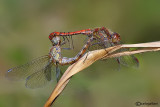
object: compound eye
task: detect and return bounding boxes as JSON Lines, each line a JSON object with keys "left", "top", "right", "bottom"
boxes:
{"left": 112, "top": 32, "right": 120, "bottom": 43}
{"left": 51, "top": 39, "right": 58, "bottom": 45}
{"left": 51, "top": 36, "right": 60, "bottom": 46}
{"left": 49, "top": 33, "right": 54, "bottom": 40}
{"left": 49, "top": 35, "right": 52, "bottom": 40}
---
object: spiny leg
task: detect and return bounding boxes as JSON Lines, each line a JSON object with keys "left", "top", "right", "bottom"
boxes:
{"left": 61, "top": 36, "right": 74, "bottom": 50}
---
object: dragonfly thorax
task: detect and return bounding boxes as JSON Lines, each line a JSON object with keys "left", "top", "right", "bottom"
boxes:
{"left": 49, "top": 46, "right": 61, "bottom": 63}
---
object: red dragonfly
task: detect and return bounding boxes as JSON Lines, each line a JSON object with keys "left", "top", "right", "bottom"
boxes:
{"left": 90, "top": 27, "right": 139, "bottom": 68}
{"left": 49, "top": 27, "right": 139, "bottom": 68}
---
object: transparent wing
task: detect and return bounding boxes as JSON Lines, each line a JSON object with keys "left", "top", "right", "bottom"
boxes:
{"left": 25, "top": 61, "right": 54, "bottom": 89}
{"left": 6, "top": 55, "right": 50, "bottom": 81}
{"left": 87, "top": 33, "right": 112, "bottom": 51}
{"left": 117, "top": 55, "right": 139, "bottom": 68}
{"left": 100, "top": 46, "right": 139, "bottom": 69}
{"left": 116, "top": 48, "right": 139, "bottom": 68}
{"left": 55, "top": 65, "right": 63, "bottom": 82}
{"left": 87, "top": 37, "right": 104, "bottom": 51}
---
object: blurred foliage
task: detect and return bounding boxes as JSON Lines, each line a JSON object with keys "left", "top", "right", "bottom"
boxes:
{"left": 0, "top": 0, "right": 160, "bottom": 107}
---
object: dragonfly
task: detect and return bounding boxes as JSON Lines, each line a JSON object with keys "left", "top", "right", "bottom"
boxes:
{"left": 49, "top": 27, "right": 139, "bottom": 68}
{"left": 91, "top": 27, "right": 139, "bottom": 68}
{"left": 6, "top": 35, "right": 94, "bottom": 89}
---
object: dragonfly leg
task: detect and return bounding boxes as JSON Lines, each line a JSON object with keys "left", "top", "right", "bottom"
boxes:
{"left": 61, "top": 36, "right": 74, "bottom": 50}
{"left": 100, "top": 27, "right": 112, "bottom": 37}
{"left": 92, "top": 27, "right": 112, "bottom": 39}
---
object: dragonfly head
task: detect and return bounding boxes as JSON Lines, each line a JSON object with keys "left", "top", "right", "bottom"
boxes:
{"left": 49, "top": 32, "right": 61, "bottom": 46}
{"left": 112, "top": 32, "right": 121, "bottom": 44}
{"left": 50, "top": 36, "right": 61, "bottom": 46}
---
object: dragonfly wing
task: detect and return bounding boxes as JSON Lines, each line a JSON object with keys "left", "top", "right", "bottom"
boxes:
{"left": 116, "top": 48, "right": 139, "bottom": 68}
{"left": 45, "top": 63, "right": 52, "bottom": 81}
{"left": 88, "top": 39, "right": 105, "bottom": 51}
{"left": 101, "top": 48, "right": 139, "bottom": 69}
{"left": 25, "top": 61, "right": 54, "bottom": 89}
{"left": 6, "top": 55, "right": 50, "bottom": 81}
{"left": 88, "top": 32, "right": 112, "bottom": 51}
{"left": 118, "top": 55, "right": 139, "bottom": 68}
{"left": 55, "top": 65, "right": 63, "bottom": 82}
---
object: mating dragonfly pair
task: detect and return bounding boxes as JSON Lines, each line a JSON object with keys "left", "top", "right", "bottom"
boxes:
{"left": 6, "top": 27, "right": 139, "bottom": 89}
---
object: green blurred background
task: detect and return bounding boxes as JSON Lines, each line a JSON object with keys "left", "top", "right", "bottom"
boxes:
{"left": 0, "top": 0, "right": 160, "bottom": 107}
